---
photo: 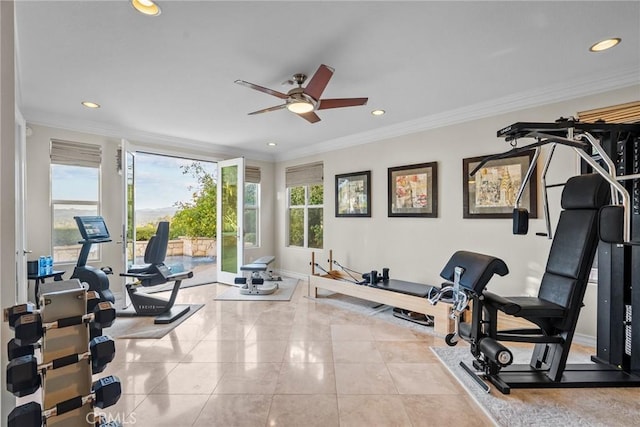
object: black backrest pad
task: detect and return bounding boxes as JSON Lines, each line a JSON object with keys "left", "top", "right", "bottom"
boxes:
{"left": 143, "top": 235, "right": 156, "bottom": 264}
{"left": 540, "top": 174, "right": 609, "bottom": 313}
{"left": 440, "top": 250, "right": 509, "bottom": 293}
{"left": 145, "top": 222, "right": 170, "bottom": 265}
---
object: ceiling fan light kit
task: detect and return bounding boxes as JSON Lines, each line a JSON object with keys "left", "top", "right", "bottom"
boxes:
{"left": 235, "top": 64, "right": 368, "bottom": 123}
{"left": 287, "top": 101, "right": 314, "bottom": 114}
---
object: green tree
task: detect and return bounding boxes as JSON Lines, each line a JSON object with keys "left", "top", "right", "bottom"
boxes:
{"left": 171, "top": 162, "right": 218, "bottom": 238}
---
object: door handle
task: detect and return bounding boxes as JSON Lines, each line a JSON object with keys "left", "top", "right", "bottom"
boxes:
{"left": 23, "top": 250, "right": 32, "bottom": 254}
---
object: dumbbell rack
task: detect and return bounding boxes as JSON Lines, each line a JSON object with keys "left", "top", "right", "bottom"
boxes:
{"left": 6, "top": 280, "right": 119, "bottom": 426}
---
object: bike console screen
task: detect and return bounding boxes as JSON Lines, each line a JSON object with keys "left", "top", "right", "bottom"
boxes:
{"left": 75, "top": 216, "right": 111, "bottom": 241}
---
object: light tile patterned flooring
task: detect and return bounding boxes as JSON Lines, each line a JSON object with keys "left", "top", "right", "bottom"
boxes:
{"left": 97, "top": 281, "right": 495, "bottom": 426}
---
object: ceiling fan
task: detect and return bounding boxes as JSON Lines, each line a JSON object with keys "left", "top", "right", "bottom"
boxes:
{"left": 235, "top": 64, "right": 368, "bottom": 124}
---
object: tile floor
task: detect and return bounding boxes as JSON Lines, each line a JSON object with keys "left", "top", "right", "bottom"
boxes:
{"left": 97, "top": 281, "right": 495, "bottom": 426}
{"left": 110, "top": 278, "right": 640, "bottom": 426}
{"left": 99, "top": 279, "right": 640, "bottom": 426}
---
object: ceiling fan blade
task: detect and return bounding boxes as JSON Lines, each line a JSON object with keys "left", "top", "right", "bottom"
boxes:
{"left": 297, "top": 111, "right": 321, "bottom": 124}
{"left": 317, "top": 98, "right": 369, "bottom": 110}
{"left": 248, "top": 104, "right": 287, "bottom": 115}
{"left": 303, "top": 64, "right": 334, "bottom": 101}
{"left": 235, "top": 80, "right": 288, "bottom": 99}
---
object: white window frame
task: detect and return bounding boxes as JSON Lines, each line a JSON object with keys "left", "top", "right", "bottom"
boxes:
{"left": 287, "top": 183, "right": 323, "bottom": 249}
{"left": 50, "top": 164, "right": 101, "bottom": 264}
{"left": 244, "top": 182, "right": 260, "bottom": 248}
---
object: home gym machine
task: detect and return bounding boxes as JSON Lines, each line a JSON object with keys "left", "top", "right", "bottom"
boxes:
{"left": 70, "top": 216, "right": 116, "bottom": 305}
{"left": 428, "top": 119, "right": 640, "bottom": 394}
{"left": 120, "top": 222, "right": 193, "bottom": 324}
{"left": 234, "top": 256, "right": 280, "bottom": 295}
{"left": 323, "top": 258, "right": 435, "bottom": 326}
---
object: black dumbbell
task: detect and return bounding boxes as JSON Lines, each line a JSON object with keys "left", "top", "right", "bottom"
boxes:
{"left": 6, "top": 292, "right": 106, "bottom": 329}
{"left": 4, "top": 302, "right": 37, "bottom": 328}
{"left": 87, "top": 291, "right": 106, "bottom": 341}
{"left": 87, "top": 290, "right": 102, "bottom": 313}
{"left": 12, "top": 301, "right": 116, "bottom": 346}
{"left": 7, "top": 335, "right": 116, "bottom": 397}
{"left": 7, "top": 338, "right": 38, "bottom": 361}
{"left": 8, "top": 375, "right": 122, "bottom": 427}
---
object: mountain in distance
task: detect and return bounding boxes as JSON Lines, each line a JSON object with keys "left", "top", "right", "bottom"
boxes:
{"left": 54, "top": 206, "right": 177, "bottom": 227}
{"left": 135, "top": 207, "right": 177, "bottom": 225}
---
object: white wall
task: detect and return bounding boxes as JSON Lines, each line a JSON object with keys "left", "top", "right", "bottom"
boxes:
{"left": 276, "top": 85, "right": 640, "bottom": 338}
{"left": 1, "top": 0, "right": 17, "bottom": 420}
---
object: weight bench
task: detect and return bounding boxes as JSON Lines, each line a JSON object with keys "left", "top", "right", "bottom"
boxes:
{"left": 431, "top": 174, "right": 626, "bottom": 394}
{"left": 235, "top": 256, "right": 280, "bottom": 295}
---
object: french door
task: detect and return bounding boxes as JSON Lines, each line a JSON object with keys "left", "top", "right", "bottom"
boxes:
{"left": 121, "top": 141, "right": 135, "bottom": 308}
{"left": 216, "top": 157, "right": 244, "bottom": 284}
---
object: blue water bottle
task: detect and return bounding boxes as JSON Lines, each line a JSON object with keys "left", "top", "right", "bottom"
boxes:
{"left": 46, "top": 256, "right": 53, "bottom": 274}
{"left": 38, "top": 256, "right": 46, "bottom": 276}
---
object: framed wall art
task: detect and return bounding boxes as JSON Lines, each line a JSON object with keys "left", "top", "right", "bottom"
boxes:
{"left": 335, "top": 170, "right": 371, "bottom": 217}
{"left": 388, "top": 162, "right": 438, "bottom": 217}
{"left": 462, "top": 150, "right": 537, "bottom": 218}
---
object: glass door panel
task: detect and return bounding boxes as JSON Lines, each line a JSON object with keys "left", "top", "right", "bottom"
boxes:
{"left": 217, "top": 158, "right": 244, "bottom": 284}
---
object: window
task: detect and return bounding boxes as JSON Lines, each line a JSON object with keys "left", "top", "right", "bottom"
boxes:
{"left": 286, "top": 162, "right": 323, "bottom": 249}
{"left": 244, "top": 165, "right": 261, "bottom": 248}
{"left": 50, "top": 140, "right": 101, "bottom": 263}
{"left": 244, "top": 182, "right": 260, "bottom": 247}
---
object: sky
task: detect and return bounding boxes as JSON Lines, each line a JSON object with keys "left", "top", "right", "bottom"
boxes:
{"left": 132, "top": 152, "right": 217, "bottom": 210}
{"left": 51, "top": 152, "right": 218, "bottom": 210}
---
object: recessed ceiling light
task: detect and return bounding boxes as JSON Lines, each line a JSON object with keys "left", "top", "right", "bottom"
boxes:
{"left": 131, "top": 0, "right": 161, "bottom": 16}
{"left": 371, "top": 109, "right": 385, "bottom": 116}
{"left": 267, "top": 142, "right": 277, "bottom": 147}
{"left": 589, "top": 38, "right": 621, "bottom": 52}
{"left": 81, "top": 101, "right": 100, "bottom": 109}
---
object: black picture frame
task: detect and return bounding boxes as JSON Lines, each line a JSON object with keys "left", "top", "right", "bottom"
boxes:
{"left": 388, "top": 162, "right": 438, "bottom": 218}
{"left": 463, "top": 150, "right": 537, "bottom": 219}
{"left": 335, "top": 170, "right": 371, "bottom": 217}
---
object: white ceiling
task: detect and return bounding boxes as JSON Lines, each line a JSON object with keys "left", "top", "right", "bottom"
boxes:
{"left": 15, "top": 1, "right": 640, "bottom": 161}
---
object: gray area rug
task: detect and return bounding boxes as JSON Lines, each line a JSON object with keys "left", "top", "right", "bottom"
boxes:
{"left": 109, "top": 304, "right": 203, "bottom": 339}
{"left": 215, "top": 278, "right": 298, "bottom": 301}
{"left": 431, "top": 346, "right": 610, "bottom": 427}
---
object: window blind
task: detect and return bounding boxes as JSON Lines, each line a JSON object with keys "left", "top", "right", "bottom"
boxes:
{"left": 285, "top": 162, "right": 323, "bottom": 187}
{"left": 577, "top": 101, "right": 640, "bottom": 124}
{"left": 245, "top": 166, "right": 261, "bottom": 183}
{"left": 50, "top": 139, "right": 102, "bottom": 167}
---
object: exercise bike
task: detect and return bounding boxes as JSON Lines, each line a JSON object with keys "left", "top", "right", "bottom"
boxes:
{"left": 70, "top": 216, "right": 116, "bottom": 304}
{"left": 120, "top": 222, "right": 193, "bottom": 324}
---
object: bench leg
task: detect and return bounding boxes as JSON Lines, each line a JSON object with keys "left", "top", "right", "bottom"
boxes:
{"left": 308, "top": 278, "right": 320, "bottom": 298}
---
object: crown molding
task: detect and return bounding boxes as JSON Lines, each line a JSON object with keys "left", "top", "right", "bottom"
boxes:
{"left": 23, "top": 111, "right": 276, "bottom": 162}
{"left": 275, "top": 66, "right": 640, "bottom": 162}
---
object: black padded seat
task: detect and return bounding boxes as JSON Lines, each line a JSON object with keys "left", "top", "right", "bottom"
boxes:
{"left": 483, "top": 174, "right": 610, "bottom": 335}
{"left": 127, "top": 222, "right": 170, "bottom": 276}
{"left": 125, "top": 222, "right": 170, "bottom": 287}
{"left": 483, "top": 292, "right": 565, "bottom": 317}
{"left": 368, "top": 279, "right": 432, "bottom": 297}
